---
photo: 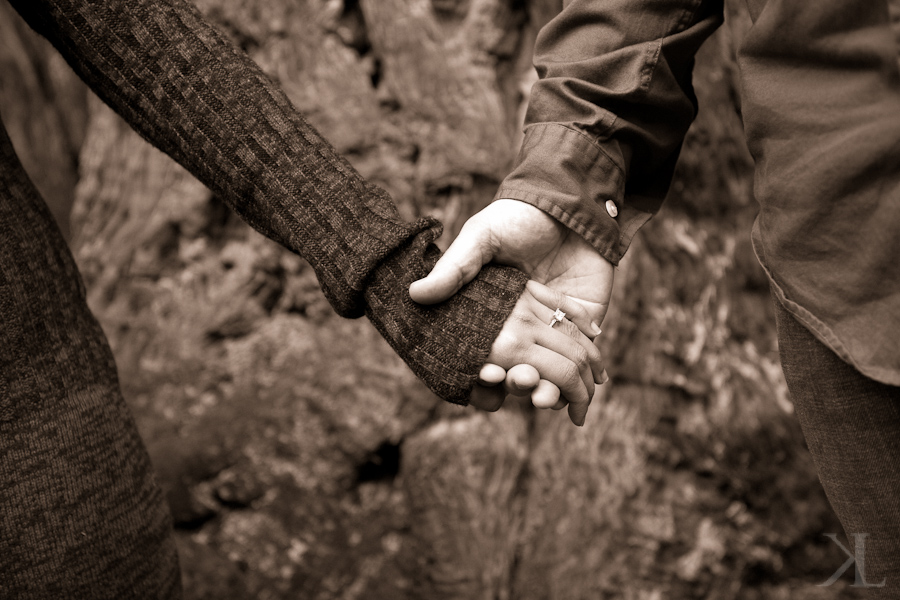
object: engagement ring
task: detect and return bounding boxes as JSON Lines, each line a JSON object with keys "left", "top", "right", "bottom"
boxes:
{"left": 549, "top": 308, "right": 566, "bottom": 328}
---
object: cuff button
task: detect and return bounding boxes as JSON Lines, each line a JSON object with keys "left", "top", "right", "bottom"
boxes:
{"left": 605, "top": 199, "right": 619, "bottom": 218}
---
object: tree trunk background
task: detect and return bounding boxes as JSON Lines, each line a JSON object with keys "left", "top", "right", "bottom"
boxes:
{"left": 0, "top": 0, "right": 867, "bottom": 598}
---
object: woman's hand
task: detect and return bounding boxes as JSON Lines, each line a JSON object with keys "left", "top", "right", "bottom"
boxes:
{"left": 470, "top": 280, "right": 605, "bottom": 426}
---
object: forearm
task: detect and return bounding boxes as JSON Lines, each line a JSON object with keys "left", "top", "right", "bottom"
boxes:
{"left": 11, "top": 0, "right": 528, "bottom": 403}
{"left": 11, "top": 0, "right": 420, "bottom": 315}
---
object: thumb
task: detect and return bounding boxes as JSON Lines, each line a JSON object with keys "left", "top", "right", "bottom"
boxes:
{"left": 409, "top": 218, "right": 494, "bottom": 304}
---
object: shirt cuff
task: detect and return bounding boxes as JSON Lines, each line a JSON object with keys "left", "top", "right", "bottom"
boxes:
{"left": 495, "top": 123, "right": 652, "bottom": 266}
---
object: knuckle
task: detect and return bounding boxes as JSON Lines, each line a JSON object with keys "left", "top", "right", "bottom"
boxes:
{"left": 560, "top": 363, "right": 581, "bottom": 387}
{"left": 573, "top": 346, "right": 589, "bottom": 366}
{"left": 492, "top": 330, "right": 524, "bottom": 358}
{"left": 513, "top": 311, "right": 536, "bottom": 327}
{"left": 548, "top": 289, "right": 565, "bottom": 308}
{"left": 562, "top": 320, "right": 580, "bottom": 338}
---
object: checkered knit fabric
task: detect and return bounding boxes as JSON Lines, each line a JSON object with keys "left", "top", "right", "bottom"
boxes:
{"left": 0, "top": 120, "right": 181, "bottom": 598}
{"left": 1, "top": 0, "right": 528, "bottom": 596}
{"left": 9, "top": 0, "right": 528, "bottom": 402}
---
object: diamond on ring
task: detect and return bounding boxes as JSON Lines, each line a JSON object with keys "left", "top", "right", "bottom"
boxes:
{"left": 549, "top": 308, "right": 566, "bottom": 328}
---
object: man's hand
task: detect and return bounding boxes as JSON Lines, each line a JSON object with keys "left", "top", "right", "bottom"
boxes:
{"left": 410, "top": 200, "right": 613, "bottom": 318}
{"left": 409, "top": 199, "right": 615, "bottom": 423}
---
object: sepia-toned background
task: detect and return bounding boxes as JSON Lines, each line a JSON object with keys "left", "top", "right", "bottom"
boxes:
{"left": 0, "top": 0, "right": 866, "bottom": 597}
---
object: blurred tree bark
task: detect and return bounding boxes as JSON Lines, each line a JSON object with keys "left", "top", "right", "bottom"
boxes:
{"left": 0, "top": 0, "right": 862, "bottom": 598}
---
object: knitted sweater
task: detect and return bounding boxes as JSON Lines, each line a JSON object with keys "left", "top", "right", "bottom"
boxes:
{"left": 8, "top": 0, "right": 528, "bottom": 403}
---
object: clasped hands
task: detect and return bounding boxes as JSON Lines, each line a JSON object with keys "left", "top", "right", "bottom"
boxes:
{"left": 409, "top": 199, "right": 614, "bottom": 426}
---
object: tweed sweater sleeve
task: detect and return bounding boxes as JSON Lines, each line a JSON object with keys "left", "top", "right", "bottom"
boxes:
{"left": 9, "top": 0, "right": 528, "bottom": 404}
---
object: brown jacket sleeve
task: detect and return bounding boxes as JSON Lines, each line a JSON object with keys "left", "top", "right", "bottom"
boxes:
{"left": 497, "top": 0, "right": 723, "bottom": 265}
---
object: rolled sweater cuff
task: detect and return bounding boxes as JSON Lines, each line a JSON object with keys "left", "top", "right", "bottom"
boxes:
{"left": 365, "top": 230, "right": 528, "bottom": 404}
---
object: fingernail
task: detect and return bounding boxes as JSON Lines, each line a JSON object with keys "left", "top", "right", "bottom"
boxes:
{"left": 600, "top": 369, "right": 609, "bottom": 384}
{"left": 590, "top": 322, "right": 602, "bottom": 336}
